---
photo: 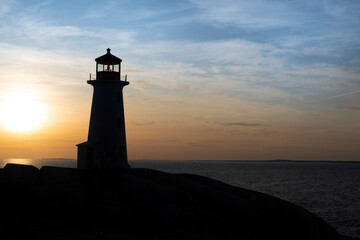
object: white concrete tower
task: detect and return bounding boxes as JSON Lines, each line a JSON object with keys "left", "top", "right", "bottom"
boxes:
{"left": 77, "top": 48, "right": 130, "bottom": 169}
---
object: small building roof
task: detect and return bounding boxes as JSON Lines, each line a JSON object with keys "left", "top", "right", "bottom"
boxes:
{"left": 95, "top": 48, "right": 122, "bottom": 64}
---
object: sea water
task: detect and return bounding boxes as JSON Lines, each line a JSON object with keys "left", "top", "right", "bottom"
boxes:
{"left": 1, "top": 158, "right": 359, "bottom": 238}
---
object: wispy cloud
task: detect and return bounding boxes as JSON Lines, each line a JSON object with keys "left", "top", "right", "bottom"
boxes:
{"left": 84, "top": 1, "right": 119, "bottom": 19}
{"left": 322, "top": 0, "right": 360, "bottom": 19}
{"left": 19, "top": 17, "right": 90, "bottom": 39}
{"left": 190, "top": 0, "right": 294, "bottom": 28}
{"left": 130, "top": 121, "right": 155, "bottom": 126}
{"left": 325, "top": 91, "right": 360, "bottom": 99}
{"left": 335, "top": 106, "right": 360, "bottom": 111}
{"left": 216, "top": 122, "right": 264, "bottom": 127}
{"left": 0, "top": 0, "right": 14, "bottom": 16}
{"left": 188, "top": 139, "right": 228, "bottom": 148}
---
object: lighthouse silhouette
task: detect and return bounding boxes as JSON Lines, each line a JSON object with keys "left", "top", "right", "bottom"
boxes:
{"left": 77, "top": 48, "right": 130, "bottom": 169}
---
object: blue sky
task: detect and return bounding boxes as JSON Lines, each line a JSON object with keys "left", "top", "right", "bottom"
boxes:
{"left": 0, "top": 0, "right": 359, "bottom": 160}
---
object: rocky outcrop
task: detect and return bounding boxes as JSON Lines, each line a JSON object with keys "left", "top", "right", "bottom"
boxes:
{"left": 0, "top": 163, "right": 356, "bottom": 240}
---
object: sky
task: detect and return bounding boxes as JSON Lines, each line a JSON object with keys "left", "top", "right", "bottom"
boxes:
{"left": 0, "top": 0, "right": 359, "bottom": 161}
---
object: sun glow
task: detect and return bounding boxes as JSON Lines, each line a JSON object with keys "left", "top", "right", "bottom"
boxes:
{"left": 0, "top": 88, "right": 47, "bottom": 133}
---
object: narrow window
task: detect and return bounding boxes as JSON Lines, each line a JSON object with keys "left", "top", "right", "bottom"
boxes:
{"left": 98, "top": 64, "right": 104, "bottom": 72}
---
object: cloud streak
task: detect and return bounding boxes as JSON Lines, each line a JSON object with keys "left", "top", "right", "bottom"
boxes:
{"left": 335, "top": 106, "right": 360, "bottom": 111}
{"left": 325, "top": 91, "right": 360, "bottom": 99}
{"left": 216, "top": 122, "right": 264, "bottom": 127}
{"left": 84, "top": 1, "right": 119, "bottom": 19}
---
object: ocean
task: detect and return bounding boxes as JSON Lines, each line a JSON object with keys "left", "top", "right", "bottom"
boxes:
{"left": 1, "top": 158, "right": 359, "bottom": 238}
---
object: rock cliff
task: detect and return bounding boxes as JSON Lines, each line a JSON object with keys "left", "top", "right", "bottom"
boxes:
{"left": 0, "top": 164, "right": 357, "bottom": 240}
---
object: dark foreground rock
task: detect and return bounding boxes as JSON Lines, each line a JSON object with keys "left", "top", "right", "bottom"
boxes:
{"left": 0, "top": 164, "right": 356, "bottom": 240}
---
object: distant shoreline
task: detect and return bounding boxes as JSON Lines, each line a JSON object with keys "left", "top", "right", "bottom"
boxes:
{"left": 1, "top": 158, "right": 359, "bottom": 165}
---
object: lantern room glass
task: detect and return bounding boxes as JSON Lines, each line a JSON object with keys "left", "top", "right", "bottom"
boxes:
{"left": 97, "top": 64, "right": 119, "bottom": 72}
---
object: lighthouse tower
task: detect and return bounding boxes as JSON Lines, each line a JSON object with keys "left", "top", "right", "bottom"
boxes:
{"left": 77, "top": 48, "right": 130, "bottom": 169}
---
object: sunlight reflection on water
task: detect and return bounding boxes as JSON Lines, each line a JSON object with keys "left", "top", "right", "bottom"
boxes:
{"left": 0, "top": 158, "right": 76, "bottom": 168}
{"left": 1, "top": 158, "right": 32, "bottom": 166}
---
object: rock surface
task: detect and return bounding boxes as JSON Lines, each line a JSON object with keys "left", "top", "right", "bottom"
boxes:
{"left": 0, "top": 163, "right": 357, "bottom": 240}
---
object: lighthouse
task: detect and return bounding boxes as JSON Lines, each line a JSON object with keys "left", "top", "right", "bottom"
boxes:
{"left": 77, "top": 48, "right": 130, "bottom": 169}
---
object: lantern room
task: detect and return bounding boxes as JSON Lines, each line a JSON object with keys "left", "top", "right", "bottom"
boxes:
{"left": 95, "top": 48, "right": 122, "bottom": 81}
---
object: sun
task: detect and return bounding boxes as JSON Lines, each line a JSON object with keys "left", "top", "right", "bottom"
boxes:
{"left": 0, "top": 89, "right": 47, "bottom": 133}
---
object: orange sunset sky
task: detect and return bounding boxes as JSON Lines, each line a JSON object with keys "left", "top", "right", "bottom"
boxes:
{"left": 0, "top": 0, "right": 359, "bottom": 161}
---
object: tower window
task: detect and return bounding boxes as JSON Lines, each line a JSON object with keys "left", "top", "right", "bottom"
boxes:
{"left": 104, "top": 64, "right": 113, "bottom": 71}
{"left": 97, "top": 64, "right": 119, "bottom": 72}
{"left": 98, "top": 64, "right": 104, "bottom": 71}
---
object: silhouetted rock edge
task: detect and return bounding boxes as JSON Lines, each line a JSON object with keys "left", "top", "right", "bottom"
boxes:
{"left": 0, "top": 163, "right": 357, "bottom": 240}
